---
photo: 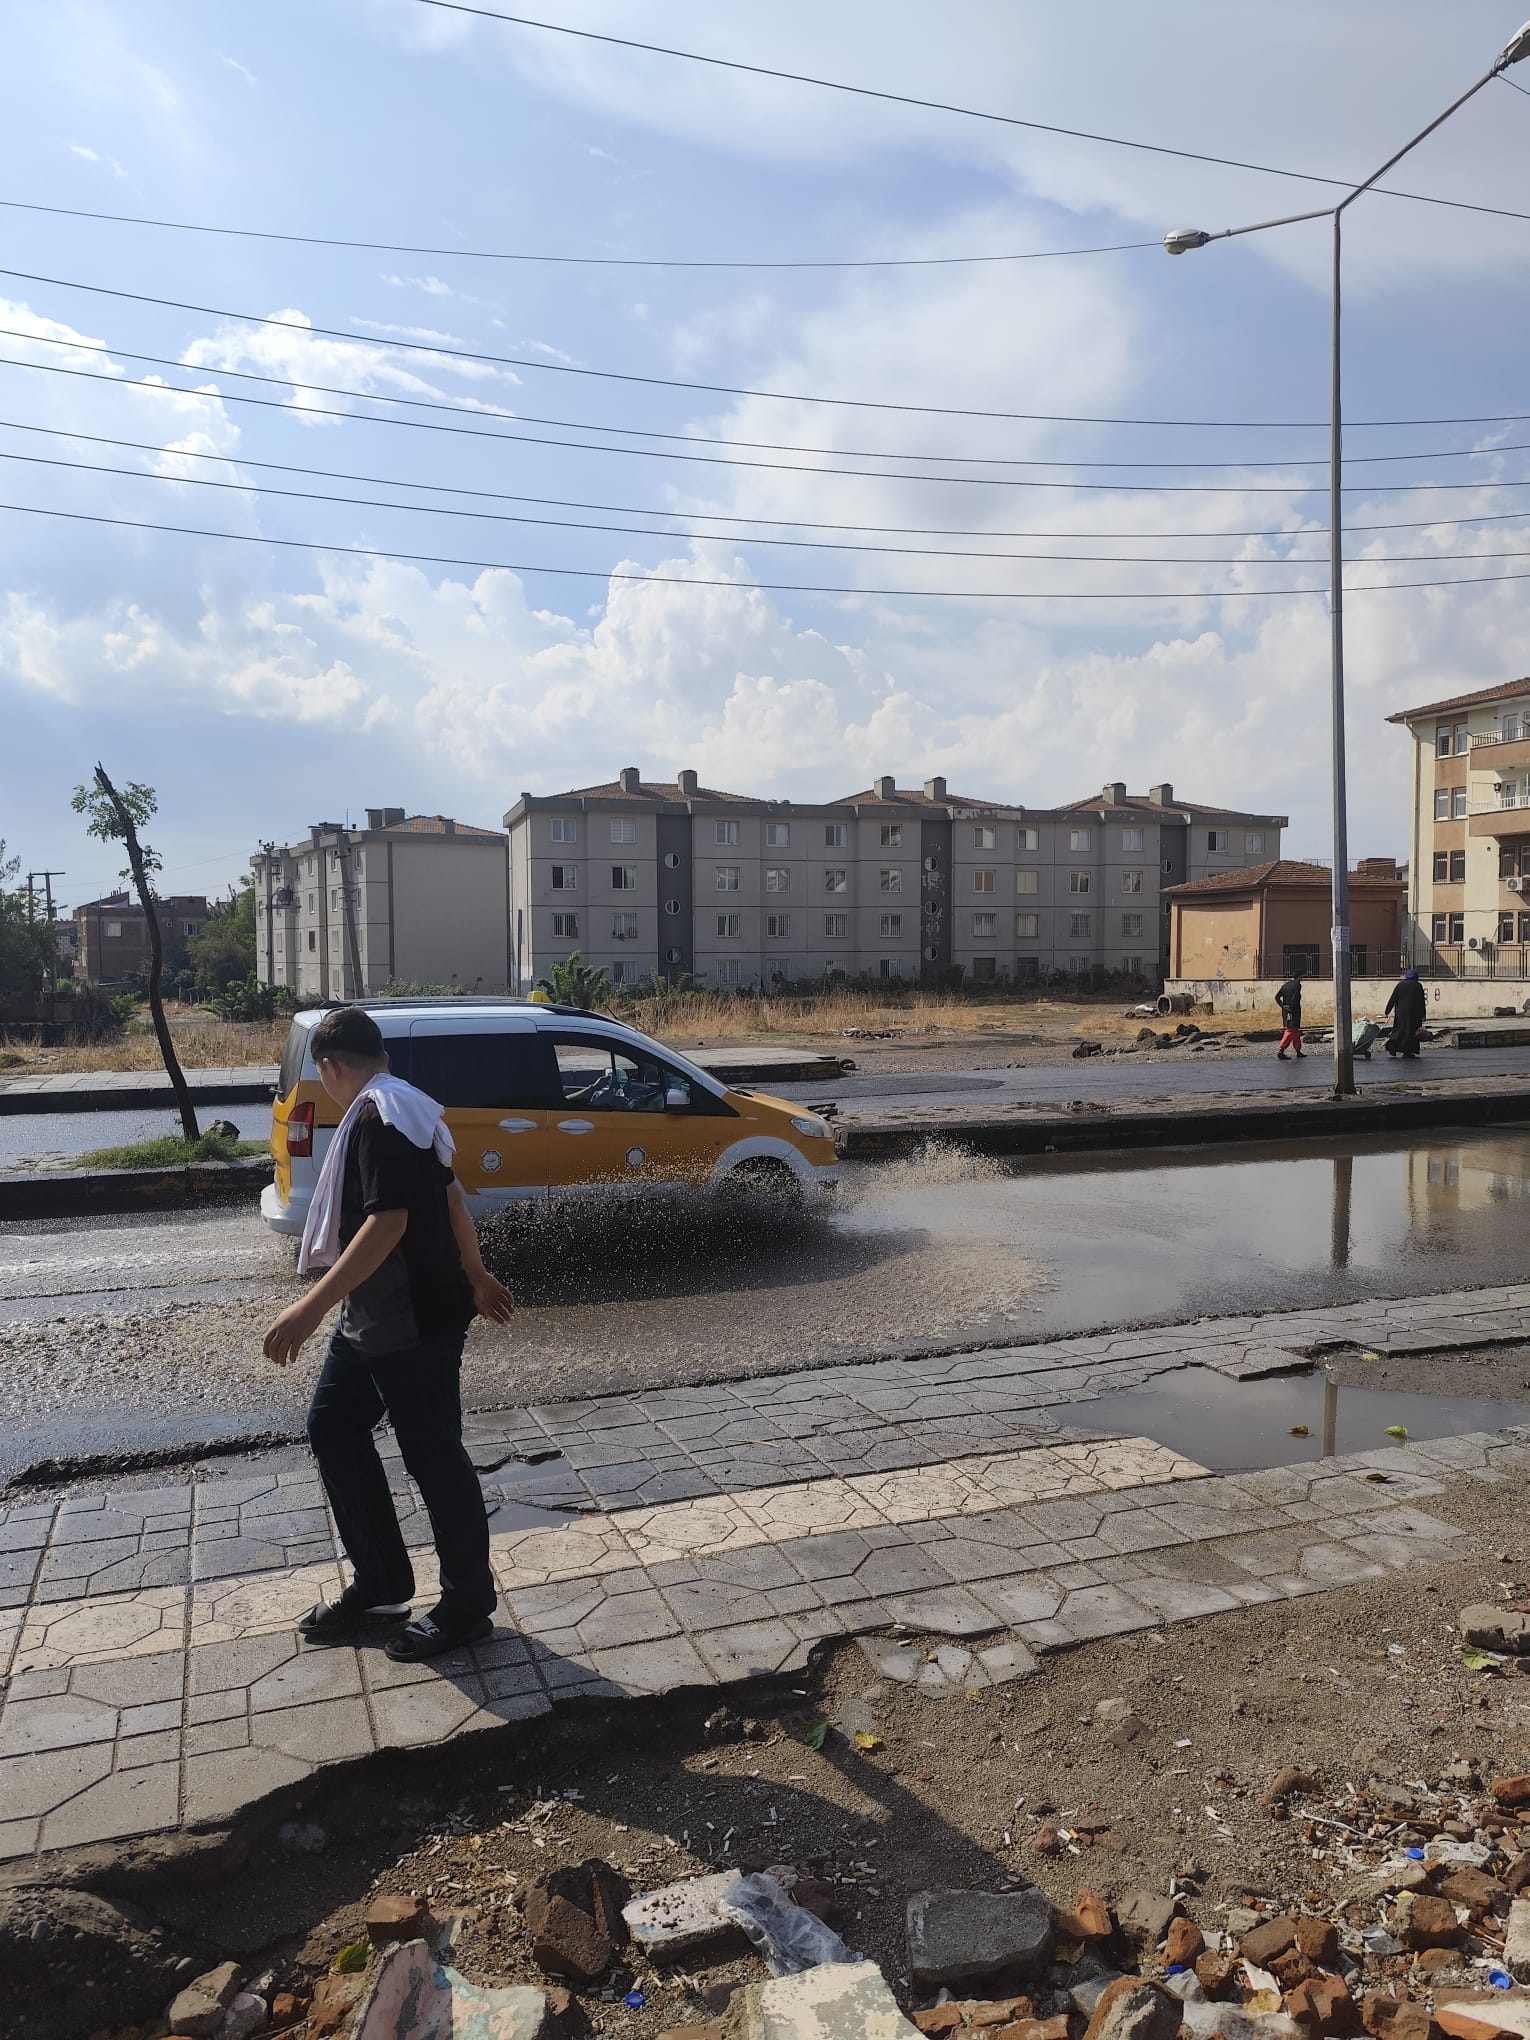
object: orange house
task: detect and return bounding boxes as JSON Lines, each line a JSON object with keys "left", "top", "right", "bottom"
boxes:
{"left": 1166, "top": 859, "right": 1406, "bottom": 980}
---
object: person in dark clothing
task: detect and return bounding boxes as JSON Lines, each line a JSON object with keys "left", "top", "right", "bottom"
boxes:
{"left": 1384, "top": 967, "right": 1428, "bottom": 1058}
{"left": 1275, "top": 970, "right": 1305, "bottom": 1060}
{"left": 263, "top": 1007, "right": 515, "bottom": 1659}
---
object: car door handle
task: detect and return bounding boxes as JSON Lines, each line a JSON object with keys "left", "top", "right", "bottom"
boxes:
{"left": 497, "top": 1118, "right": 539, "bottom": 1132}
{"left": 556, "top": 1119, "right": 595, "bottom": 1134}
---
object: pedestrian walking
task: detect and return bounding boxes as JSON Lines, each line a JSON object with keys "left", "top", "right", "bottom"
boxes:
{"left": 262, "top": 1006, "right": 515, "bottom": 1660}
{"left": 1384, "top": 966, "right": 1428, "bottom": 1059}
{"left": 1275, "top": 968, "right": 1305, "bottom": 1060}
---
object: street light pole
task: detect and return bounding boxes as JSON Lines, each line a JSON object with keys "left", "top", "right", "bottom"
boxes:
{"left": 1164, "top": 20, "right": 1530, "bottom": 1096}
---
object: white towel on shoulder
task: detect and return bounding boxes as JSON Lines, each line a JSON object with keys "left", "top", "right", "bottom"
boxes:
{"left": 297, "top": 1073, "right": 455, "bottom": 1275}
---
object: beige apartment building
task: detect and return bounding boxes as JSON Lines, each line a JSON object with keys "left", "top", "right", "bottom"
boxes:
{"left": 1388, "top": 676, "right": 1530, "bottom": 975}
{"left": 503, "top": 768, "right": 1286, "bottom": 991}
{"left": 252, "top": 809, "right": 509, "bottom": 1000}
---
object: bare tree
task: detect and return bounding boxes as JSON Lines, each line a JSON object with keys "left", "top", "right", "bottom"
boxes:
{"left": 71, "top": 766, "right": 200, "bottom": 1143}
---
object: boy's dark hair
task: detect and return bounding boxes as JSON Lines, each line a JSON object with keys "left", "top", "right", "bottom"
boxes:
{"left": 309, "top": 1006, "right": 386, "bottom": 1068}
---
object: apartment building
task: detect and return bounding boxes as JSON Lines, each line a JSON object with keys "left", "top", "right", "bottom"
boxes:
{"left": 503, "top": 768, "right": 1286, "bottom": 991}
{"left": 251, "top": 808, "right": 509, "bottom": 1001}
{"left": 1388, "top": 677, "right": 1530, "bottom": 973}
{"left": 74, "top": 892, "right": 209, "bottom": 984}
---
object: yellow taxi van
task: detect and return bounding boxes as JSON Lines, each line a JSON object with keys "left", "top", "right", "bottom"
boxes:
{"left": 262, "top": 997, "right": 838, "bottom": 1237}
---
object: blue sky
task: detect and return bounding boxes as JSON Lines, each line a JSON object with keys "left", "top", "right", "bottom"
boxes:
{"left": 5, "top": 0, "right": 1530, "bottom": 913}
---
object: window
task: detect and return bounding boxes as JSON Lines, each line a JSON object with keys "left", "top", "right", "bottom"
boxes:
{"left": 1123, "top": 956, "right": 1143, "bottom": 976}
{"left": 716, "top": 866, "right": 740, "bottom": 891}
{"left": 825, "top": 823, "right": 847, "bottom": 847}
{"left": 1501, "top": 912, "right": 1517, "bottom": 943}
{"left": 1520, "top": 911, "right": 1530, "bottom": 942}
{"left": 183, "top": 920, "right": 198, "bottom": 937}
{"left": 766, "top": 821, "right": 790, "bottom": 847}
{"left": 766, "top": 912, "right": 791, "bottom": 938}
{"left": 1431, "top": 913, "right": 1448, "bottom": 942}
{"left": 881, "top": 823, "right": 904, "bottom": 848}
{"left": 1017, "top": 827, "right": 1040, "bottom": 852}
{"left": 1015, "top": 869, "right": 1038, "bottom": 895}
{"left": 1121, "top": 913, "right": 1143, "bottom": 937}
{"left": 1121, "top": 827, "right": 1144, "bottom": 851}
{"left": 1070, "top": 912, "right": 1092, "bottom": 937}
{"left": 1282, "top": 944, "right": 1321, "bottom": 976}
{"left": 307, "top": 894, "right": 315, "bottom": 913}
{"left": 551, "top": 865, "right": 576, "bottom": 891}
{"left": 664, "top": 899, "right": 680, "bottom": 917}
{"left": 611, "top": 911, "right": 639, "bottom": 940}
{"left": 1437, "top": 724, "right": 1454, "bottom": 758}
{"left": 551, "top": 817, "right": 577, "bottom": 843}
{"left": 765, "top": 867, "right": 791, "bottom": 893}
{"left": 717, "top": 959, "right": 741, "bottom": 985}
{"left": 548, "top": 1037, "right": 699, "bottom": 1114}
{"left": 407, "top": 1032, "right": 563, "bottom": 1111}
{"left": 715, "top": 819, "right": 739, "bottom": 846}
{"left": 1207, "top": 829, "right": 1229, "bottom": 852}
{"left": 1121, "top": 869, "right": 1142, "bottom": 894}
{"left": 973, "top": 911, "right": 997, "bottom": 937}
{"left": 1505, "top": 715, "right": 1522, "bottom": 742}
{"left": 1450, "top": 849, "right": 1467, "bottom": 882}
{"left": 973, "top": 869, "right": 995, "bottom": 893}
{"left": 1069, "top": 827, "right": 1092, "bottom": 852}
{"left": 1016, "top": 912, "right": 1040, "bottom": 939}
{"left": 609, "top": 818, "right": 636, "bottom": 844}
{"left": 330, "top": 889, "right": 338, "bottom": 910}
{"left": 1016, "top": 956, "right": 1040, "bottom": 981}
{"left": 612, "top": 865, "right": 638, "bottom": 890}
{"left": 824, "top": 867, "right": 849, "bottom": 892}
{"left": 974, "top": 825, "right": 996, "bottom": 849}
{"left": 1069, "top": 871, "right": 1091, "bottom": 894}
{"left": 880, "top": 912, "right": 903, "bottom": 937}
{"left": 715, "top": 913, "right": 741, "bottom": 938}
{"left": 1246, "top": 830, "right": 1266, "bottom": 854}
{"left": 610, "top": 960, "right": 632, "bottom": 986}
{"left": 1502, "top": 845, "right": 1523, "bottom": 879}
{"left": 879, "top": 868, "right": 902, "bottom": 893}
{"left": 878, "top": 958, "right": 902, "bottom": 979}
{"left": 552, "top": 912, "right": 578, "bottom": 939}
{"left": 1434, "top": 850, "right": 1449, "bottom": 882}
{"left": 1453, "top": 787, "right": 1468, "bottom": 819}
{"left": 1067, "top": 956, "right": 1089, "bottom": 975}
{"left": 307, "top": 930, "right": 316, "bottom": 951}
{"left": 824, "top": 912, "right": 848, "bottom": 938}
{"left": 1435, "top": 790, "right": 1450, "bottom": 821}
{"left": 1455, "top": 722, "right": 1469, "bottom": 755}
{"left": 1450, "top": 913, "right": 1466, "bottom": 944}
{"left": 972, "top": 957, "right": 997, "bottom": 983}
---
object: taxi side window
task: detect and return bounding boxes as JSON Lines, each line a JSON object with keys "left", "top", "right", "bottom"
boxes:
{"left": 552, "top": 1040, "right": 668, "bottom": 1113}
{"left": 409, "top": 1032, "right": 559, "bottom": 1108}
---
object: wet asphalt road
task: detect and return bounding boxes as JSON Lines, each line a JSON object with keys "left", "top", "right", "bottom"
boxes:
{"left": 3, "top": 1122, "right": 1530, "bottom": 1480}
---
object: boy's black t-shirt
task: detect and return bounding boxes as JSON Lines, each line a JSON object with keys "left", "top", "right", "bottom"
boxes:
{"left": 336, "top": 1103, "right": 475, "bottom": 1355}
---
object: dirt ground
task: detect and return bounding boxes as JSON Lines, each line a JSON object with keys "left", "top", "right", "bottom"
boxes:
{"left": 10, "top": 1460, "right": 1530, "bottom": 2040}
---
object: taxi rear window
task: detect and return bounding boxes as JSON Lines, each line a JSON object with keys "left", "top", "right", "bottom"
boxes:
{"left": 278, "top": 1021, "right": 308, "bottom": 1099}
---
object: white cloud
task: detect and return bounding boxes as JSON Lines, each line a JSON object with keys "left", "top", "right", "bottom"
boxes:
{"left": 67, "top": 140, "right": 126, "bottom": 178}
{"left": 220, "top": 55, "right": 257, "bottom": 85}
{"left": 379, "top": 274, "right": 457, "bottom": 298}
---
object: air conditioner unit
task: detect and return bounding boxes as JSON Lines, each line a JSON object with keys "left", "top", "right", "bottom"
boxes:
{"left": 1468, "top": 935, "right": 1485, "bottom": 950}
{"left": 1509, "top": 877, "right": 1526, "bottom": 894}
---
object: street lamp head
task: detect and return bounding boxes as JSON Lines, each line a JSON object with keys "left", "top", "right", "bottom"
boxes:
{"left": 1163, "top": 227, "right": 1212, "bottom": 255}
{"left": 1498, "top": 19, "right": 1530, "bottom": 66}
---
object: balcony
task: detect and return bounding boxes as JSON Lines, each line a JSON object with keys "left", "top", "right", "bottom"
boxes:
{"left": 1470, "top": 730, "right": 1530, "bottom": 770}
{"left": 1468, "top": 801, "right": 1530, "bottom": 838}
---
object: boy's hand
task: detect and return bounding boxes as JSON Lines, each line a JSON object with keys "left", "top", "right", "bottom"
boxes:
{"left": 263, "top": 1297, "right": 326, "bottom": 1368}
{"left": 470, "top": 1269, "right": 516, "bottom": 1323}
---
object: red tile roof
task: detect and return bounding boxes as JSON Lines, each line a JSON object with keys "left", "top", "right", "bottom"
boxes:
{"left": 1057, "top": 790, "right": 1274, "bottom": 819}
{"left": 380, "top": 815, "right": 503, "bottom": 837}
{"left": 1165, "top": 859, "right": 1404, "bottom": 898}
{"left": 552, "top": 779, "right": 755, "bottom": 805}
{"left": 830, "top": 786, "right": 1003, "bottom": 809}
{"left": 1386, "top": 678, "right": 1530, "bottom": 724}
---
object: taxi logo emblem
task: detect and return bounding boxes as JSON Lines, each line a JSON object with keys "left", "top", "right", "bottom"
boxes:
{"left": 625, "top": 1147, "right": 646, "bottom": 1169}
{"left": 481, "top": 1150, "right": 503, "bottom": 1173}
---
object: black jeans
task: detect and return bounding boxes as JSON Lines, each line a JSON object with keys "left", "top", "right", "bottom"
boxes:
{"left": 306, "top": 1328, "right": 494, "bottom": 1621}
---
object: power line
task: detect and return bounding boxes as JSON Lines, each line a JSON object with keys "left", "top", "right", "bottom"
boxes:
{"left": 18, "top": 440, "right": 1530, "bottom": 568}
{"left": 0, "top": 197, "right": 1162, "bottom": 271}
{"left": 6, "top": 495, "right": 1530, "bottom": 600}
{"left": 10, "top": 410, "right": 1530, "bottom": 546}
{"left": 406, "top": 0, "right": 1530, "bottom": 230}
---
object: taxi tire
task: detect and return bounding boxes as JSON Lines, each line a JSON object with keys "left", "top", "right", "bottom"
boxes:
{"left": 721, "top": 1157, "right": 804, "bottom": 1211}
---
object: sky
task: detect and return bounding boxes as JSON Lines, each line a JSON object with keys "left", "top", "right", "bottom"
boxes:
{"left": 5, "top": 1, "right": 1530, "bottom": 913}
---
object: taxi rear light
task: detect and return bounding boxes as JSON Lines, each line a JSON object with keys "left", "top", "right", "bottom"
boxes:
{"left": 287, "top": 1100, "right": 315, "bottom": 1158}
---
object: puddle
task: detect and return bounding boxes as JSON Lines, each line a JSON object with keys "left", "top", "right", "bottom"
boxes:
{"left": 484, "top": 1498, "right": 579, "bottom": 1533}
{"left": 1038, "top": 1364, "right": 1530, "bottom": 1474}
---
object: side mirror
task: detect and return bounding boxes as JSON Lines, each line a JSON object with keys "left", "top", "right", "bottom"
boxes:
{"left": 664, "top": 1086, "right": 690, "bottom": 1110}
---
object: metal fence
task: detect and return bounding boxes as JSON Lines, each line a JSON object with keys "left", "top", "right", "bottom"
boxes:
{"left": 1417, "top": 944, "right": 1530, "bottom": 981}
{"left": 1245, "top": 949, "right": 1410, "bottom": 980}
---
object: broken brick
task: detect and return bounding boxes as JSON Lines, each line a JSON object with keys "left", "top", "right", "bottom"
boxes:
{"left": 1505, "top": 1856, "right": 1530, "bottom": 1897}
{"left": 1288, "top": 1975, "right": 1360, "bottom": 2037}
{"left": 1395, "top": 1893, "right": 1464, "bottom": 1951}
{"left": 304, "top": 1974, "right": 365, "bottom": 2040}
{"left": 1435, "top": 2011, "right": 1518, "bottom": 2040}
{"left": 1164, "top": 1918, "right": 1205, "bottom": 1968}
{"left": 529, "top": 1893, "right": 614, "bottom": 1983}
{"left": 1194, "top": 1953, "right": 1240, "bottom": 1999}
{"left": 914, "top": 2012, "right": 966, "bottom": 2037}
{"left": 1296, "top": 1917, "right": 1340, "bottom": 1966}
{"left": 1437, "top": 1869, "right": 1504, "bottom": 1918}
{"left": 364, "top": 1894, "right": 433, "bottom": 1946}
{"left": 1493, "top": 1778, "right": 1530, "bottom": 1810}
{"left": 995, "top": 2021, "right": 1073, "bottom": 2040}
{"left": 1362, "top": 2000, "right": 1441, "bottom": 2040}
{"left": 1241, "top": 1915, "right": 1300, "bottom": 1965}
{"left": 1266, "top": 1768, "right": 1322, "bottom": 1805}
{"left": 1057, "top": 1892, "right": 1112, "bottom": 1941}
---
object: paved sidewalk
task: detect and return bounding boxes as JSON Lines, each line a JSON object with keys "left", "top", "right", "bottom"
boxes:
{"left": 3, "top": 1284, "right": 1528, "bottom": 1861}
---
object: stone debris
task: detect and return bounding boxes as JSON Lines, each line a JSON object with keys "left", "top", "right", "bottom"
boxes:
{"left": 1458, "top": 1608, "right": 1530, "bottom": 1655}
{"left": 1080, "top": 1978, "right": 1183, "bottom": 2040}
{"left": 624, "top": 1870, "right": 750, "bottom": 1960}
{"left": 364, "top": 1894, "right": 436, "bottom": 1948}
{"left": 166, "top": 1961, "right": 244, "bottom": 2037}
{"left": 349, "top": 1938, "right": 558, "bottom": 2038}
{"left": 907, "top": 1888, "right": 1057, "bottom": 1987}
{"left": 1505, "top": 1900, "right": 1530, "bottom": 1981}
{"left": 522, "top": 1859, "right": 631, "bottom": 1983}
{"left": 723, "top": 1958, "right": 922, "bottom": 2037}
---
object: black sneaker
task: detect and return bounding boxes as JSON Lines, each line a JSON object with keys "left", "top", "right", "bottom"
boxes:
{"left": 1276, "top": 1051, "right": 1289, "bottom": 1060}
{"left": 385, "top": 1607, "right": 495, "bottom": 1661}
{"left": 298, "top": 1585, "right": 411, "bottom": 1645}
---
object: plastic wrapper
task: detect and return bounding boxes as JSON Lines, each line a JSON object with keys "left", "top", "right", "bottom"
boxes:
{"left": 718, "top": 1871, "right": 859, "bottom": 1976}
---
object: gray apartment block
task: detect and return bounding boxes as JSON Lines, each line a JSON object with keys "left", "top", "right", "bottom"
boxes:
{"left": 252, "top": 808, "right": 510, "bottom": 1000}
{"left": 504, "top": 770, "right": 1286, "bottom": 991}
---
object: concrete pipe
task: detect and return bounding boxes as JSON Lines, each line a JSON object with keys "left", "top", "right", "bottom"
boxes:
{"left": 1156, "top": 992, "right": 1194, "bottom": 1016}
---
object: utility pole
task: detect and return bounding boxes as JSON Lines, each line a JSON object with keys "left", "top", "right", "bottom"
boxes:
{"left": 27, "top": 870, "right": 66, "bottom": 996}
{"left": 261, "top": 840, "right": 276, "bottom": 989}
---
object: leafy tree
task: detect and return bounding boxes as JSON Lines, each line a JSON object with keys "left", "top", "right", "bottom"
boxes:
{"left": 188, "top": 881, "right": 257, "bottom": 997}
{"left": 535, "top": 951, "right": 610, "bottom": 1010}
{"left": 0, "top": 842, "right": 57, "bottom": 998}
{"left": 71, "top": 769, "right": 200, "bottom": 1141}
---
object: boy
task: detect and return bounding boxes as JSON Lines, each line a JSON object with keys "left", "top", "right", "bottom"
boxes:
{"left": 263, "top": 1006, "right": 514, "bottom": 1659}
{"left": 1275, "top": 968, "right": 1305, "bottom": 1061}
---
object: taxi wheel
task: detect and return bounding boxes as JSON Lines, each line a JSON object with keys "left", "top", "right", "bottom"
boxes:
{"left": 722, "top": 1158, "right": 804, "bottom": 1211}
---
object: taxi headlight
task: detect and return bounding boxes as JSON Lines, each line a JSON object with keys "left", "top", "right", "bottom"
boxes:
{"left": 790, "top": 1114, "right": 831, "bottom": 1139}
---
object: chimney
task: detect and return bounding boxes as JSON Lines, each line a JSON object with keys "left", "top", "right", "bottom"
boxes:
{"left": 619, "top": 766, "right": 641, "bottom": 794}
{"left": 443, "top": 818, "right": 456, "bottom": 836}
{"left": 924, "top": 775, "right": 947, "bottom": 802}
{"left": 1104, "top": 781, "right": 1127, "bottom": 806}
{"left": 384, "top": 806, "right": 405, "bottom": 827}
{"left": 365, "top": 808, "right": 383, "bottom": 831}
{"left": 875, "top": 773, "right": 897, "bottom": 800}
{"left": 677, "top": 768, "right": 698, "bottom": 797}
{"left": 1149, "top": 782, "right": 1174, "bottom": 808}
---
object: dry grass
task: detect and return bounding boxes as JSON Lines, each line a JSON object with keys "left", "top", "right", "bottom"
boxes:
{"left": 616, "top": 985, "right": 1099, "bottom": 1042}
{"left": 0, "top": 1014, "right": 289, "bottom": 1074}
